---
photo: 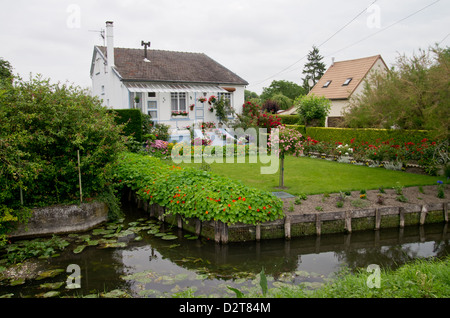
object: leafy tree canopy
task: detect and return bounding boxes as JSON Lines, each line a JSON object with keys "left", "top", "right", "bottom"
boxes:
{"left": 260, "top": 80, "right": 306, "bottom": 102}
{"left": 342, "top": 45, "right": 449, "bottom": 139}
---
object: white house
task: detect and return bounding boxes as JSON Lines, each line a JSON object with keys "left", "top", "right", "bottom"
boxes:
{"left": 90, "top": 21, "right": 248, "bottom": 130}
{"left": 281, "top": 55, "right": 388, "bottom": 127}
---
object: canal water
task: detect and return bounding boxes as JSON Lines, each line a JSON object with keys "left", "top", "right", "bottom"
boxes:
{"left": 1, "top": 200, "right": 449, "bottom": 298}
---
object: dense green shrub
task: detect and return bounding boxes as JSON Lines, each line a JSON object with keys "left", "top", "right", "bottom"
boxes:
{"left": 115, "top": 152, "right": 284, "bottom": 225}
{"left": 111, "top": 109, "right": 143, "bottom": 142}
{"left": 0, "top": 75, "right": 125, "bottom": 222}
{"left": 278, "top": 115, "right": 300, "bottom": 125}
{"left": 295, "top": 94, "right": 331, "bottom": 127}
{"left": 302, "top": 127, "right": 440, "bottom": 146}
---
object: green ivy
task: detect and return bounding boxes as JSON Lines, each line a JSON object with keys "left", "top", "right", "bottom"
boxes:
{"left": 114, "top": 152, "right": 284, "bottom": 225}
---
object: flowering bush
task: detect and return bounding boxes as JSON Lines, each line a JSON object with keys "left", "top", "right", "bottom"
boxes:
{"left": 269, "top": 126, "right": 303, "bottom": 157}
{"left": 146, "top": 140, "right": 173, "bottom": 158}
{"left": 237, "top": 101, "right": 282, "bottom": 131}
{"left": 115, "top": 152, "right": 284, "bottom": 225}
{"left": 301, "top": 135, "right": 447, "bottom": 175}
{"left": 191, "top": 137, "right": 212, "bottom": 146}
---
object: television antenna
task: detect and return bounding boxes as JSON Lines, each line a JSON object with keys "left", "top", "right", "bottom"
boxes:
{"left": 89, "top": 29, "right": 105, "bottom": 45}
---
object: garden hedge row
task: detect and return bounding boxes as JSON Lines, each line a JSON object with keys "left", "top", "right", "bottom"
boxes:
{"left": 110, "top": 109, "right": 143, "bottom": 142}
{"left": 115, "top": 152, "right": 284, "bottom": 225}
{"left": 278, "top": 114, "right": 300, "bottom": 125}
{"left": 285, "top": 125, "right": 440, "bottom": 144}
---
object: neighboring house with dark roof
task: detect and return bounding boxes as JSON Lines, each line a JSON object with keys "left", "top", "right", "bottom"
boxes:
{"left": 90, "top": 21, "right": 248, "bottom": 129}
{"left": 281, "top": 55, "right": 388, "bottom": 127}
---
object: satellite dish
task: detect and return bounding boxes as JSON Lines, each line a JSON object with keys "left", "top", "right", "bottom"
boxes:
{"left": 308, "top": 79, "right": 314, "bottom": 87}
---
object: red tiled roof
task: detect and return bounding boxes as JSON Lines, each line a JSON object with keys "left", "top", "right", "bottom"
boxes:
{"left": 309, "top": 55, "right": 386, "bottom": 99}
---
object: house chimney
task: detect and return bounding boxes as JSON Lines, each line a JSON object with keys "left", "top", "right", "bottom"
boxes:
{"left": 106, "top": 21, "right": 114, "bottom": 67}
{"left": 331, "top": 57, "right": 335, "bottom": 66}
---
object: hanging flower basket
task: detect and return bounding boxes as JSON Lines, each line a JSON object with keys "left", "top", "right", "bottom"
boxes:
{"left": 208, "top": 106, "right": 214, "bottom": 113}
{"left": 198, "top": 97, "right": 207, "bottom": 103}
{"left": 189, "top": 104, "right": 195, "bottom": 111}
{"left": 208, "top": 95, "right": 217, "bottom": 105}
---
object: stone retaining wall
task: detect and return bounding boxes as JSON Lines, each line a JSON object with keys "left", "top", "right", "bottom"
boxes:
{"left": 10, "top": 202, "right": 109, "bottom": 239}
{"left": 129, "top": 188, "right": 449, "bottom": 244}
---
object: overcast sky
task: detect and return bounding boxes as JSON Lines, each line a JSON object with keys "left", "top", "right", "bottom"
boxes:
{"left": 1, "top": 0, "right": 448, "bottom": 94}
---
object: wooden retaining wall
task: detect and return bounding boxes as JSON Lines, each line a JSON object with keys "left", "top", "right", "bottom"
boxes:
{"left": 128, "top": 189, "right": 449, "bottom": 244}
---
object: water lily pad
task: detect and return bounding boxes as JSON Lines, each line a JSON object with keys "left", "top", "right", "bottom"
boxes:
{"left": 39, "top": 282, "right": 65, "bottom": 290}
{"left": 77, "top": 234, "right": 91, "bottom": 242}
{"left": 98, "top": 242, "right": 127, "bottom": 249}
{"left": 87, "top": 240, "right": 99, "bottom": 246}
{"left": 295, "top": 270, "right": 310, "bottom": 278}
{"left": 161, "top": 235, "right": 178, "bottom": 240}
{"left": 134, "top": 236, "right": 143, "bottom": 241}
{"left": 147, "top": 229, "right": 159, "bottom": 235}
{"left": 117, "top": 230, "right": 134, "bottom": 238}
{"left": 42, "top": 291, "right": 60, "bottom": 298}
{"left": 73, "top": 245, "right": 87, "bottom": 254}
{"left": 101, "top": 289, "right": 130, "bottom": 298}
{"left": 154, "top": 232, "right": 166, "bottom": 237}
{"left": 9, "top": 278, "right": 25, "bottom": 286}
{"left": 92, "top": 228, "right": 115, "bottom": 236}
{"left": 36, "top": 269, "right": 65, "bottom": 280}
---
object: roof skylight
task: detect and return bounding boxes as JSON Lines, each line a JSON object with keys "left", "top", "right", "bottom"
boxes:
{"left": 342, "top": 78, "right": 352, "bottom": 86}
{"left": 322, "top": 80, "right": 332, "bottom": 88}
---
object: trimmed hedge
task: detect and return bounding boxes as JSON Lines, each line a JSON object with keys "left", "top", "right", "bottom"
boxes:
{"left": 285, "top": 125, "right": 440, "bottom": 144}
{"left": 278, "top": 114, "right": 300, "bottom": 125}
{"left": 110, "top": 109, "right": 143, "bottom": 142}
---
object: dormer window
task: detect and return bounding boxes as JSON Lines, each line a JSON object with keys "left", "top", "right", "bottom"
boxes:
{"left": 322, "top": 80, "right": 332, "bottom": 88}
{"left": 342, "top": 78, "right": 352, "bottom": 86}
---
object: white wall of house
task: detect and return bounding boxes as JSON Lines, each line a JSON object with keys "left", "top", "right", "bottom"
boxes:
{"left": 91, "top": 49, "right": 246, "bottom": 129}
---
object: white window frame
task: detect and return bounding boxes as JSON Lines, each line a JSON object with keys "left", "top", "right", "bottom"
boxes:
{"left": 171, "top": 92, "right": 187, "bottom": 113}
{"left": 147, "top": 100, "right": 158, "bottom": 122}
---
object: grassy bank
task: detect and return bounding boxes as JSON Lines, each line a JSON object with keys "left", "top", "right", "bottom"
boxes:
{"left": 228, "top": 256, "right": 450, "bottom": 298}
{"left": 176, "top": 155, "right": 445, "bottom": 195}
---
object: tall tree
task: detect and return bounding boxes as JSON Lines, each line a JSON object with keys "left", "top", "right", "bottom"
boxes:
{"left": 260, "top": 80, "right": 305, "bottom": 101}
{"left": 0, "top": 58, "right": 13, "bottom": 81}
{"left": 301, "top": 46, "right": 326, "bottom": 91}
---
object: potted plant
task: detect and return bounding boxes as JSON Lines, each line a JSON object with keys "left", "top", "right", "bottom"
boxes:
{"left": 208, "top": 105, "right": 214, "bottom": 113}
{"left": 198, "top": 97, "right": 207, "bottom": 103}
{"left": 189, "top": 104, "right": 195, "bottom": 111}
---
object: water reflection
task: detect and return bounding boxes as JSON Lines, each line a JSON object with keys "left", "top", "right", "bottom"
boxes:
{"left": 1, "top": 201, "right": 448, "bottom": 298}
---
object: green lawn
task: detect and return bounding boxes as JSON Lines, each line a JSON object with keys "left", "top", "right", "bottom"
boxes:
{"left": 175, "top": 155, "right": 445, "bottom": 195}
